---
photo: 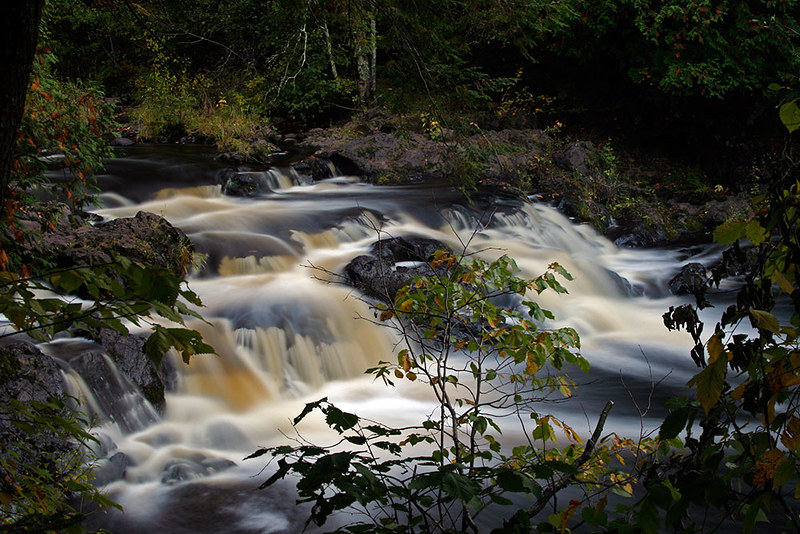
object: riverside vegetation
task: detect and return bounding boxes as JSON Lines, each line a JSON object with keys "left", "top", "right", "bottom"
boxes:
{"left": 1, "top": 0, "right": 799, "bottom": 532}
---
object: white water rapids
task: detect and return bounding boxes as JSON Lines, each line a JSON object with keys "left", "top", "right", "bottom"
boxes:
{"left": 49, "top": 146, "right": 717, "bottom": 532}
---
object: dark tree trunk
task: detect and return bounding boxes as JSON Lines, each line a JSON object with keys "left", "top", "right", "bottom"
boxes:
{"left": 0, "top": 1, "right": 45, "bottom": 215}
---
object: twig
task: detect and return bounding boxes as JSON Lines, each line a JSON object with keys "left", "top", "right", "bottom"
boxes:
{"left": 524, "top": 400, "right": 614, "bottom": 518}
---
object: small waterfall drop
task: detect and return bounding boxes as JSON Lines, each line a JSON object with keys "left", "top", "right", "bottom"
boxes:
{"left": 66, "top": 147, "right": 703, "bottom": 533}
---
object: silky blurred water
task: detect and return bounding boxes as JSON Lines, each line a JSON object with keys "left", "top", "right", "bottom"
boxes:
{"left": 58, "top": 145, "right": 710, "bottom": 533}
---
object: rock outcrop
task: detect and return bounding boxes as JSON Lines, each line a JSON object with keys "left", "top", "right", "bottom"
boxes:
{"left": 36, "top": 210, "right": 192, "bottom": 276}
{"left": 0, "top": 342, "right": 72, "bottom": 479}
{"left": 295, "top": 112, "right": 755, "bottom": 248}
{"left": 344, "top": 236, "right": 451, "bottom": 303}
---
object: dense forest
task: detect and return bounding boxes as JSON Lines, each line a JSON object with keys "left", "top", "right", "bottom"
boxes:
{"left": 1, "top": 0, "right": 799, "bottom": 532}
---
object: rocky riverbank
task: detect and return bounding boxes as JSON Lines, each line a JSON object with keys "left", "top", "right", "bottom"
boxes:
{"left": 286, "top": 109, "right": 755, "bottom": 248}
{"left": 112, "top": 107, "right": 757, "bottom": 248}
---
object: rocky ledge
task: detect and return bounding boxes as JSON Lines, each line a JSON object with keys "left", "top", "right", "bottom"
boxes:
{"left": 292, "top": 110, "right": 754, "bottom": 248}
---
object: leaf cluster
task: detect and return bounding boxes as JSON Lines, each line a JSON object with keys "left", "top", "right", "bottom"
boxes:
{"left": 253, "top": 249, "right": 645, "bottom": 532}
{"left": 649, "top": 146, "right": 800, "bottom": 532}
{"left": 0, "top": 396, "right": 120, "bottom": 533}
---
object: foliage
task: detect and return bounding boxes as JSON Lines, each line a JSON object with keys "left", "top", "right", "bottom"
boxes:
{"left": 0, "top": 13, "right": 217, "bottom": 532}
{"left": 0, "top": 394, "right": 119, "bottom": 533}
{"left": 130, "top": 37, "right": 200, "bottom": 140}
{"left": 0, "top": 255, "right": 213, "bottom": 366}
{"left": 189, "top": 93, "right": 272, "bottom": 158}
{"left": 646, "top": 136, "right": 800, "bottom": 531}
{"left": 42, "top": 0, "right": 143, "bottom": 93}
{"left": 571, "top": 0, "right": 800, "bottom": 99}
{"left": 9, "top": 49, "right": 115, "bottom": 210}
{"left": 251, "top": 250, "right": 649, "bottom": 532}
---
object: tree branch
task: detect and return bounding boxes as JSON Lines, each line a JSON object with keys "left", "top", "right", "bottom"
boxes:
{"left": 525, "top": 400, "right": 614, "bottom": 519}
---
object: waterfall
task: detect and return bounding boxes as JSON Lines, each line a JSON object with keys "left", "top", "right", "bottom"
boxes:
{"left": 61, "top": 146, "right": 701, "bottom": 533}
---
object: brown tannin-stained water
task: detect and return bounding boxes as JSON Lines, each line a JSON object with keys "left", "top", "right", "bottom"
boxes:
{"left": 53, "top": 146, "right": 715, "bottom": 533}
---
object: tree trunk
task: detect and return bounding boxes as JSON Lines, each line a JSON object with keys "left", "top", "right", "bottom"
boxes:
{"left": 369, "top": 16, "right": 376, "bottom": 95}
{"left": 322, "top": 22, "right": 338, "bottom": 79}
{"left": 355, "top": 12, "right": 377, "bottom": 106}
{"left": 0, "top": 0, "right": 44, "bottom": 216}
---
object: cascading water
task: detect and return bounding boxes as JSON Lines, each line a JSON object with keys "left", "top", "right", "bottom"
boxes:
{"left": 52, "top": 146, "right": 708, "bottom": 533}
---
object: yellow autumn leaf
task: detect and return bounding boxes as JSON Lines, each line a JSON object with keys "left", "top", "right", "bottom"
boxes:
{"left": 526, "top": 354, "right": 539, "bottom": 375}
{"left": 781, "top": 416, "right": 800, "bottom": 452}
{"left": 402, "top": 353, "right": 412, "bottom": 372}
{"left": 731, "top": 380, "right": 748, "bottom": 401}
{"left": 751, "top": 309, "right": 781, "bottom": 335}
{"left": 753, "top": 449, "right": 785, "bottom": 485}
{"left": 772, "top": 270, "right": 796, "bottom": 295}
{"left": 690, "top": 342, "right": 728, "bottom": 415}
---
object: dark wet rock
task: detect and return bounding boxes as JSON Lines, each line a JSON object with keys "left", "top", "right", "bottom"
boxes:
{"left": 716, "top": 245, "right": 760, "bottom": 277}
{"left": 0, "top": 343, "right": 72, "bottom": 478}
{"left": 344, "top": 236, "right": 451, "bottom": 303}
{"left": 109, "top": 137, "right": 135, "bottom": 147}
{"left": 162, "top": 459, "right": 202, "bottom": 485}
{"left": 0, "top": 342, "right": 65, "bottom": 407}
{"left": 221, "top": 172, "right": 263, "bottom": 197}
{"left": 298, "top": 113, "right": 757, "bottom": 247}
{"left": 37, "top": 210, "right": 193, "bottom": 277}
{"left": 603, "top": 268, "right": 645, "bottom": 298}
{"left": 216, "top": 137, "right": 279, "bottom": 165}
{"left": 301, "top": 121, "right": 551, "bottom": 185}
{"left": 161, "top": 455, "right": 236, "bottom": 485}
{"left": 200, "top": 456, "right": 236, "bottom": 474}
{"left": 290, "top": 156, "right": 334, "bottom": 182}
{"left": 10, "top": 201, "right": 89, "bottom": 239}
{"left": 70, "top": 350, "right": 159, "bottom": 434}
{"left": 92, "top": 452, "right": 134, "bottom": 486}
{"left": 669, "top": 263, "right": 708, "bottom": 296}
{"left": 94, "top": 327, "right": 178, "bottom": 411}
{"left": 701, "top": 196, "right": 754, "bottom": 230}
{"left": 369, "top": 236, "right": 448, "bottom": 264}
{"left": 553, "top": 141, "right": 604, "bottom": 176}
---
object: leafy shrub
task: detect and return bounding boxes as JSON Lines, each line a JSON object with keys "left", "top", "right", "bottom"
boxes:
{"left": 251, "top": 250, "right": 646, "bottom": 532}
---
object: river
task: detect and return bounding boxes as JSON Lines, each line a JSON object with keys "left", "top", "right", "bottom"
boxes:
{"left": 60, "top": 145, "right": 712, "bottom": 532}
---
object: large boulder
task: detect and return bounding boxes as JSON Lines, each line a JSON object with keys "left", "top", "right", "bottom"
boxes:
{"left": 553, "top": 141, "right": 605, "bottom": 177}
{"left": 300, "top": 118, "right": 552, "bottom": 185}
{"left": 344, "top": 236, "right": 450, "bottom": 303}
{"left": 37, "top": 211, "right": 193, "bottom": 276}
{"left": 70, "top": 349, "right": 159, "bottom": 434}
{"left": 96, "top": 328, "right": 178, "bottom": 406}
{"left": 0, "top": 342, "right": 72, "bottom": 483}
{"left": 669, "top": 262, "right": 708, "bottom": 297}
{"left": 69, "top": 328, "right": 177, "bottom": 421}
{"left": 0, "top": 342, "right": 65, "bottom": 408}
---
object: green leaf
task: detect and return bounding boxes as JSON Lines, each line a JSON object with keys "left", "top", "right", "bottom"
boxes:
{"left": 750, "top": 309, "right": 781, "bottom": 335}
{"left": 688, "top": 342, "right": 727, "bottom": 415}
{"left": 659, "top": 407, "right": 689, "bottom": 440}
{"left": 779, "top": 99, "right": 800, "bottom": 133}
{"left": 744, "top": 220, "right": 768, "bottom": 246}
{"left": 325, "top": 406, "right": 359, "bottom": 433}
{"left": 293, "top": 398, "right": 327, "bottom": 425}
{"left": 496, "top": 469, "right": 538, "bottom": 493}
{"left": 713, "top": 220, "right": 747, "bottom": 245}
